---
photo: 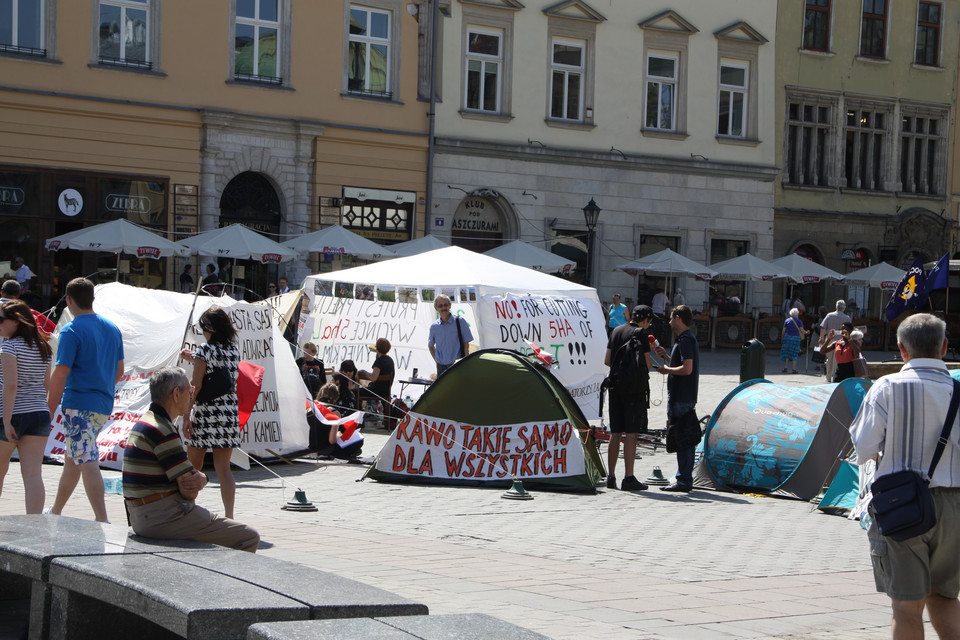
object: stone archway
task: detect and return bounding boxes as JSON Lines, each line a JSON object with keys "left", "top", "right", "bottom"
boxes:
{"left": 450, "top": 188, "right": 519, "bottom": 253}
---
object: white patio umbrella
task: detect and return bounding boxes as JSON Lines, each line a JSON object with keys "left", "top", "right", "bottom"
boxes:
{"left": 842, "top": 262, "right": 906, "bottom": 290}
{"left": 281, "top": 224, "right": 395, "bottom": 261}
{"left": 45, "top": 218, "right": 189, "bottom": 258}
{"left": 710, "top": 253, "right": 791, "bottom": 314}
{"left": 769, "top": 254, "right": 845, "bottom": 284}
{"left": 180, "top": 224, "right": 297, "bottom": 263}
{"left": 615, "top": 248, "right": 718, "bottom": 280}
{"left": 390, "top": 235, "right": 450, "bottom": 257}
{"left": 484, "top": 240, "right": 573, "bottom": 273}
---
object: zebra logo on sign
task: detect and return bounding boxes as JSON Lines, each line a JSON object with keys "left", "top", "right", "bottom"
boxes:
{"left": 58, "top": 189, "right": 83, "bottom": 216}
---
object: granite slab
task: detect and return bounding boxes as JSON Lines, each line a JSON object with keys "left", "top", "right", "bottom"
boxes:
{"left": 247, "top": 614, "right": 555, "bottom": 640}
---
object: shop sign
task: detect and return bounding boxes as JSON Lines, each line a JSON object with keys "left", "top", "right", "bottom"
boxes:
{"left": 106, "top": 193, "right": 150, "bottom": 213}
{"left": 58, "top": 189, "right": 83, "bottom": 216}
{"left": 0, "top": 186, "right": 24, "bottom": 206}
{"left": 260, "top": 253, "right": 282, "bottom": 264}
{"left": 137, "top": 247, "right": 162, "bottom": 259}
{"left": 453, "top": 199, "right": 501, "bottom": 232}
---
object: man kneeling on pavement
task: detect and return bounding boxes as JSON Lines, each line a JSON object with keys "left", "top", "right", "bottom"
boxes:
{"left": 122, "top": 367, "right": 259, "bottom": 552}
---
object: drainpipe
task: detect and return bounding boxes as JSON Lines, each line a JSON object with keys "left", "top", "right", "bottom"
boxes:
{"left": 424, "top": 0, "right": 440, "bottom": 236}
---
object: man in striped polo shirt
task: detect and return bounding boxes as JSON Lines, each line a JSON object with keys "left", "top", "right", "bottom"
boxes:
{"left": 122, "top": 367, "right": 259, "bottom": 552}
{"left": 851, "top": 313, "right": 960, "bottom": 638}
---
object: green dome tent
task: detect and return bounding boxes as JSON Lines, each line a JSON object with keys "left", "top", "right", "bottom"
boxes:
{"left": 364, "top": 349, "right": 604, "bottom": 491}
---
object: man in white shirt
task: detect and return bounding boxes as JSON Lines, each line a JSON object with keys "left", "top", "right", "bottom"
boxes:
{"left": 819, "top": 300, "right": 851, "bottom": 381}
{"left": 278, "top": 277, "right": 291, "bottom": 294}
{"left": 850, "top": 313, "right": 960, "bottom": 639}
{"left": 651, "top": 289, "right": 668, "bottom": 316}
{"left": 13, "top": 257, "right": 31, "bottom": 290}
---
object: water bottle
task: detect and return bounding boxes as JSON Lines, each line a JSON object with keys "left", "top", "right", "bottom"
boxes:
{"left": 404, "top": 395, "right": 413, "bottom": 409}
{"left": 103, "top": 476, "right": 123, "bottom": 495}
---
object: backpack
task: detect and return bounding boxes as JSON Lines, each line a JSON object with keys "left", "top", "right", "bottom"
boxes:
{"left": 606, "top": 328, "right": 649, "bottom": 395}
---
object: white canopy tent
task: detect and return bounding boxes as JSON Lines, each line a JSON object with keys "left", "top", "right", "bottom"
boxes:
{"left": 300, "top": 246, "right": 606, "bottom": 418}
{"left": 843, "top": 262, "right": 906, "bottom": 290}
{"left": 282, "top": 224, "right": 395, "bottom": 261}
{"left": 180, "top": 223, "right": 298, "bottom": 263}
{"left": 390, "top": 235, "right": 450, "bottom": 257}
{"left": 483, "top": 240, "right": 573, "bottom": 273}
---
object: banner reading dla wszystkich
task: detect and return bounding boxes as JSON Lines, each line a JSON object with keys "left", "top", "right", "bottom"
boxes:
{"left": 475, "top": 293, "right": 606, "bottom": 417}
{"left": 373, "top": 411, "right": 586, "bottom": 481}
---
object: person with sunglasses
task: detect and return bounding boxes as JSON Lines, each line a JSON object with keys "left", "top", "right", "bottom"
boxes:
{"left": 0, "top": 300, "right": 53, "bottom": 513}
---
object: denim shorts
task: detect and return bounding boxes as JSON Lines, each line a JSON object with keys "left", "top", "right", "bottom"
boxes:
{"left": 0, "top": 410, "right": 52, "bottom": 442}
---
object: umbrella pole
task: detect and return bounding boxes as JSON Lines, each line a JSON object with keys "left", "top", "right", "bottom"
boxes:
{"left": 179, "top": 276, "right": 206, "bottom": 363}
{"left": 115, "top": 253, "right": 120, "bottom": 282}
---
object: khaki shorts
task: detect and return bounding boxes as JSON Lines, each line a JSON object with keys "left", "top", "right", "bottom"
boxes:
{"left": 868, "top": 488, "right": 960, "bottom": 601}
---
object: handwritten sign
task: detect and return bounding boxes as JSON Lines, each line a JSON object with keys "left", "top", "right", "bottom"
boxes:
{"left": 373, "top": 411, "right": 586, "bottom": 480}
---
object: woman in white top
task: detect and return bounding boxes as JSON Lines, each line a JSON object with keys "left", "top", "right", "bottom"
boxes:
{"left": 0, "top": 300, "right": 52, "bottom": 513}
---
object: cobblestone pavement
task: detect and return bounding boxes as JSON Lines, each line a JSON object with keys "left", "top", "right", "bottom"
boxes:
{"left": 1, "top": 349, "right": 932, "bottom": 639}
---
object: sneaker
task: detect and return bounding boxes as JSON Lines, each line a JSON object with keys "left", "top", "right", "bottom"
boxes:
{"left": 621, "top": 476, "right": 648, "bottom": 491}
{"left": 660, "top": 483, "right": 692, "bottom": 493}
{"left": 606, "top": 474, "right": 617, "bottom": 489}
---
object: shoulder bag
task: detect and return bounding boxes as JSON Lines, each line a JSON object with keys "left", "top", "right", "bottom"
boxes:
{"left": 852, "top": 355, "right": 870, "bottom": 378}
{"left": 666, "top": 409, "right": 702, "bottom": 453}
{"left": 454, "top": 315, "right": 466, "bottom": 360}
{"left": 870, "top": 379, "right": 960, "bottom": 541}
{"left": 194, "top": 349, "right": 234, "bottom": 404}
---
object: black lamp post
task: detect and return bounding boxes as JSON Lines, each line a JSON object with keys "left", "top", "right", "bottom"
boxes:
{"left": 582, "top": 198, "right": 601, "bottom": 287}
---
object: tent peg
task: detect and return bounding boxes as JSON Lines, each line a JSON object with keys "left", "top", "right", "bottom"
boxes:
{"left": 501, "top": 480, "right": 534, "bottom": 501}
{"left": 281, "top": 488, "right": 319, "bottom": 512}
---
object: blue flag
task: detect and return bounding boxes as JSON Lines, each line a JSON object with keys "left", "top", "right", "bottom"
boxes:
{"left": 885, "top": 254, "right": 926, "bottom": 321}
{"left": 916, "top": 252, "right": 950, "bottom": 308}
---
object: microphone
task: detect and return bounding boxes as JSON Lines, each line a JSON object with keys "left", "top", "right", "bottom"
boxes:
{"left": 647, "top": 334, "right": 659, "bottom": 349}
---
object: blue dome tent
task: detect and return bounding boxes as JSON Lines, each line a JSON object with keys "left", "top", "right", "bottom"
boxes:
{"left": 693, "top": 378, "right": 871, "bottom": 500}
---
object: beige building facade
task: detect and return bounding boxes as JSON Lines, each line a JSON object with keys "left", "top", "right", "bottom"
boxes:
{"left": 774, "top": 0, "right": 959, "bottom": 319}
{"left": 0, "top": 1, "right": 429, "bottom": 304}
{"left": 430, "top": 0, "right": 779, "bottom": 313}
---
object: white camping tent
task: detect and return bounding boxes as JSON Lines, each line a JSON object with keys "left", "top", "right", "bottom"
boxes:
{"left": 42, "top": 283, "right": 310, "bottom": 469}
{"left": 300, "top": 246, "right": 606, "bottom": 418}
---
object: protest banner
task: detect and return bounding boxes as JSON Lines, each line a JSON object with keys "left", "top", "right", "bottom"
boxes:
{"left": 43, "top": 283, "right": 309, "bottom": 469}
{"left": 372, "top": 411, "right": 587, "bottom": 481}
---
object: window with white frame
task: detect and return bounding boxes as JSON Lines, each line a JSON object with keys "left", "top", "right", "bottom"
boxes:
{"left": 98, "top": 0, "right": 149, "bottom": 68}
{"left": 915, "top": 2, "right": 942, "bottom": 66}
{"left": 645, "top": 54, "right": 677, "bottom": 131}
{"left": 783, "top": 94, "right": 835, "bottom": 187}
{"left": 900, "top": 107, "right": 946, "bottom": 195}
{"left": 550, "top": 38, "right": 584, "bottom": 121}
{"left": 235, "top": 0, "right": 280, "bottom": 82}
{"left": 1, "top": 0, "right": 44, "bottom": 56}
{"left": 859, "top": 0, "right": 887, "bottom": 58}
{"left": 717, "top": 63, "right": 747, "bottom": 138}
{"left": 843, "top": 105, "right": 890, "bottom": 191}
{"left": 464, "top": 28, "right": 501, "bottom": 113}
{"left": 348, "top": 5, "right": 391, "bottom": 96}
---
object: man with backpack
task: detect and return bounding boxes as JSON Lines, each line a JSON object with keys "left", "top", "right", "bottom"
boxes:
{"left": 603, "top": 305, "right": 654, "bottom": 491}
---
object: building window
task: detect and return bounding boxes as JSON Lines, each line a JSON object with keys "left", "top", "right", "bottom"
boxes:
{"left": 348, "top": 6, "right": 391, "bottom": 97}
{"left": 784, "top": 96, "right": 835, "bottom": 187}
{"left": 900, "top": 109, "right": 945, "bottom": 195}
{"left": 341, "top": 194, "right": 413, "bottom": 245}
{"left": 916, "top": 2, "right": 941, "bottom": 66}
{"left": 859, "top": 0, "right": 887, "bottom": 58}
{"left": 843, "top": 106, "right": 889, "bottom": 191}
{"left": 98, "top": 0, "right": 149, "bottom": 69}
{"left": 464, "top": 28, "right": 501, "bottom": 112}
{"left": 645, "top": 54, "right": 677, "bottom": 131}
{"left": 717, "top": 63, "right": 747, "bottom": 138}
{"left": 1, "top": 0, "right": 44, "bottom": 56}
{"left": 235, "top": 0, "right": 281, "bottom": 83}
{"left": 802, "top": 0, "right": 830, "bottom": 51}
{"left": 550, "top": 38, "right": 584, "bottom": 121}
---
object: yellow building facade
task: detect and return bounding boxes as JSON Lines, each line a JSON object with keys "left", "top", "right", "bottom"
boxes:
{"left": 774, "top": 0, "right": 959, "bottom": 318}
{"left": 0, "top": 1, "right": 429, "bottom": 304}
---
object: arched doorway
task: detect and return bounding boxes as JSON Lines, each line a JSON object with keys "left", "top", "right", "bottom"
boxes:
{"left": 219, "top": 172, "right": 282, "bottom": 299}
{"left": 450, "top": 189, "right": 516, "bottom": 253}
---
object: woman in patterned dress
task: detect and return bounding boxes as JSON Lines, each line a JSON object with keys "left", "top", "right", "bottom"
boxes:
{"left": 180, "top": 306, "right": 240, "bottom": 519}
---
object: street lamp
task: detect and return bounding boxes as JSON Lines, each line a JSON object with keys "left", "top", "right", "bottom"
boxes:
{"left": 582, "top": 198, "right": 601, "bottom": 287}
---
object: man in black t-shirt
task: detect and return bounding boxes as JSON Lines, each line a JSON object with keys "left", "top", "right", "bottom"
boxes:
{"left": 655, "top": 305, "right": 700, "bottom": 492}
{"left": 604, "top": 305, "right": 653, "bottom": 491}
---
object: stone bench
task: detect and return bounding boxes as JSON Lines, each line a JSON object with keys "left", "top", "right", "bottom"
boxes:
{"left": 0, "top": 514, "right": 227, "bottom": 640}
{"left": 0, "top": 515, "right": 428, "bottom": 640}
{"left": 46, "top": 550, "right": 428, "bottom": 640}
{"left": 247, "top": 614, "right": 554, "bottom": 639}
